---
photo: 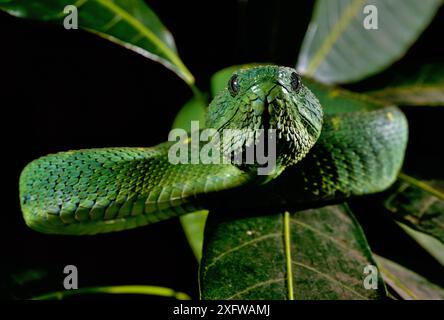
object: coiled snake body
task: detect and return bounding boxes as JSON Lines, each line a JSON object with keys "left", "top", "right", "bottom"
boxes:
{"left": 19, "top": 66, "right": 408, "bottom": 235}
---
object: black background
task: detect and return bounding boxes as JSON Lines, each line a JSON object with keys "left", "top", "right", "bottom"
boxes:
{"left": 1, "top": 0, "right": 443, "bottom": 299}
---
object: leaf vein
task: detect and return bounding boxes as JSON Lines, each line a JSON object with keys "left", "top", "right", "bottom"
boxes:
{"left": 205, "top": 232, "right": 281, "bottom": 271}
{"left": 292, "top": 261, "right": 368, "bottom": 299}
{"left": 290, "top": 218, "right": 368, "bottom": 264}
{"left": 225, "top": 278, "right": 285, "bottom": 300}
{"left": 305, "top": 0, "right": 365, "bottom": 76}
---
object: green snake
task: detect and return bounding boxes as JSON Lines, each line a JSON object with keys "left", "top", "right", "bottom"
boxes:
{"left": 19, "top": 66, "right": 408, "bottom": 235}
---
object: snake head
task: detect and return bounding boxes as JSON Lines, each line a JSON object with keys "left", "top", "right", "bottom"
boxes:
{"left": 206, "top": 65, "right": 323, "bottom": 174}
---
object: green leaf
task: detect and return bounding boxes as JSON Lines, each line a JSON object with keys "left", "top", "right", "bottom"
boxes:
{"left": 368, "top": 63, "right": 444, "bottom": 106}
{"left": 171, "top": 93, "right": 207, "bottom": 132}
{"left": 180, "top": 211, "right": 208, "bottom": 261}
{"left": 375, "top": 255, "right": 444, "bottom": 299}
{"left": 382, "top": 173, "right": 444, "bottom": 265}
{"left": 398, "top": 222, "right": 444, "bottom": 266}
{"left": 297, "top": 0, "right": 442, "bottom": 84}
{"left": 0, "top": 0, "right": 194, "bottom": 84}
{"left": 31, "top": 285, "right": 191, "bottom": 300}
{"left": 200, "top": 204, "right": 386, "bottom": 300}
{"left": 384, "top": 173, "right": 444, "bottom": 243}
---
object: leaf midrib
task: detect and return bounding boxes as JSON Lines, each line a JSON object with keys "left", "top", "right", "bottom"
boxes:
{"left": 376, "top": 262, "right": 418, "bottom": 300}
{"left": 399, "top": 173, "right": 444, "bottom": 200}
{"left": 284, "top": 211, "right": 294, "bottom": 300}
{"left": 305, "top": 0, "right": 366, "bottom": 76}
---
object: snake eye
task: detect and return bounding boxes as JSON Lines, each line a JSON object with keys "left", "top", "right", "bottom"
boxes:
{"left": 228, "top": 74, "right": 240, "bottom": 97}
{"left": 290, "top": 72, "right": 301, "bottom": 92}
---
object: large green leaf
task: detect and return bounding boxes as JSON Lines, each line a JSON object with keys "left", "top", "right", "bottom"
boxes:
{"left": 0, "top": 0, "right": 194, "bottom": 84}
{"left": 384, "top": 174, "right": 444, "bottom": 244}
{"left": 200, "top": 204, "right": 386, "bottom": 300}
{"left": 297, "top": 0, "right": 442, "bottom": 84}
{"left": 375, "top": 255, "right": 444, "bottom": 299}
{"left": 368, "top": 63, "right": 444, "bottom": 106}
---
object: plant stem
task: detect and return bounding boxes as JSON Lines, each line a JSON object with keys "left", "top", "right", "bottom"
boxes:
{"left": 31, "top": 285, "right": 191, "bottom": 300}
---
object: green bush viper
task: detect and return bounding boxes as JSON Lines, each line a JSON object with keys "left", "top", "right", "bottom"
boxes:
{"left": 19, "top": 66, "right": 408, "bottom": 235}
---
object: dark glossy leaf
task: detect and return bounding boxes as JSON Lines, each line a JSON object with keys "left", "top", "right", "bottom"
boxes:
{"left": 375, "top": 255, "right": 444, "bottom": 299}
{"left": 384, "top": 173, "right": 444, "bottom": 243}
{"left": 200, "top": 204, "right": 385, "bottom": 300}
{"left": 368, "top": 63, "right": 444, "bottom": 106}
{"left": 0, "top": 0, "right": 194, "bottom": 84}
{"left": 297, "top": 0, "right": 442, "bottom": 84}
